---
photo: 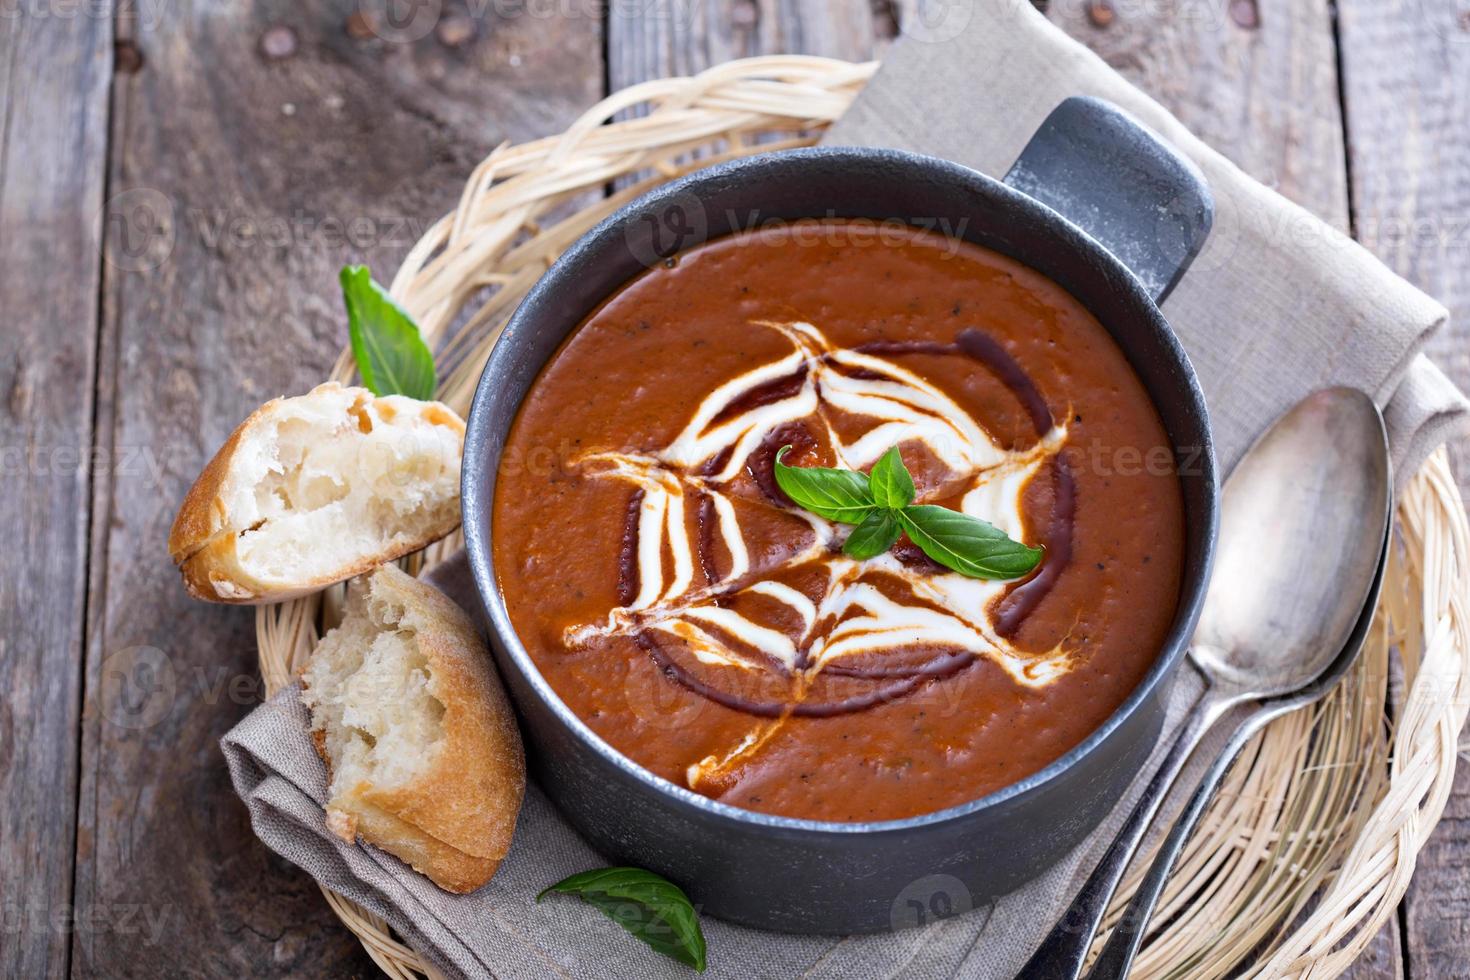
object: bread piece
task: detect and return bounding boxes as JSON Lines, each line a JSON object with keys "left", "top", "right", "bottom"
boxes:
{"left": 301, "top": 564, "right": 525, "bottom": 893}
{"left": 168, "top": 382, "right": 464, "bottom": 604}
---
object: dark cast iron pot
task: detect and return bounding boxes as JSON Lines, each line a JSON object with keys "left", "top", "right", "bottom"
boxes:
{"left": 462, "top": 96, "right": 1220, "bottom": 935}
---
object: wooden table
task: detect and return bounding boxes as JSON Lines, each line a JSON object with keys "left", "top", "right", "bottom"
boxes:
{"left": 3, "top": 1, "right": 1465, "bottom": 976}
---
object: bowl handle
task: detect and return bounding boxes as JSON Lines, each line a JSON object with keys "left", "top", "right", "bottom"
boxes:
{"left": 1003, "top": 96, "right": 1213, "bottom": 304}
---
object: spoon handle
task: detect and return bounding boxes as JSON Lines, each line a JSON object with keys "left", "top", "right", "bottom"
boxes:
{"left": 1082, "top": 702, "right": 1293, "bottom": 979}
{"left": 1016, "top": 689, "right": 1231, "bottom": 980}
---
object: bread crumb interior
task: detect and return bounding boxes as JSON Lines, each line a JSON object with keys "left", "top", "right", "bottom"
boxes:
{"left": 303, "top": 580, "right": 448, "bottom": 797}
{"left": 225, "top": 392, "right": 460, "bottom": 584}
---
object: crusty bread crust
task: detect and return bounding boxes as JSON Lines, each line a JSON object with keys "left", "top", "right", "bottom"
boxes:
{"left": 168, "top": 382, "right": 465, "bottom": 604}
{"left": 304, "top": 565, "right": 526, "bottom": 894}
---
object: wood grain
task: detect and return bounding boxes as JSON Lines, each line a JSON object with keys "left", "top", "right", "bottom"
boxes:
{"left": 608, "top": 0, "right": 889, "bottom": 90}
{"left": 1047, "top": 0, "right": 1349, "bottom": 228}
{"left": 1046, "top": 2, "right": 1400, "bottom": 975}
{"left": 0, "top": 11, "right": 111, "bottom": 980}
{"left": 1337, "top": 1, "right": 1470, "bottom": 976}
{"left": 69, "top": 2, "right": 601, "bottom": 976}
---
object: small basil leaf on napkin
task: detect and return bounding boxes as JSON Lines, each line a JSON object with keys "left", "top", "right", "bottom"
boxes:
{"left": 843, "top": 509, "right": 902, "bottom": 559}
{"left": 538, "top": 867, "right": 707, "bottom": 971}
{"left": 339, "top": 264, "right": 436, "bottom": 400}
{"left": 868, "top": 445, "right": 916, "bottom": 510}
{"left": 898, "top": 505, "right": 1044, "bottom": 580}
{"left": 773, "top": 446, "right": 875, "bottom": 523}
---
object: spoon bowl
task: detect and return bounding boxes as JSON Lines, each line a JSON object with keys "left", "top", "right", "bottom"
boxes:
{"left": 1192, "top": 387, "right": 1391, "bottom": 696}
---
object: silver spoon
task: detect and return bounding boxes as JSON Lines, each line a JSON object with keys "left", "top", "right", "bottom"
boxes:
{"left": 1019, "top": 387, "right": 1390, "bottom": 980}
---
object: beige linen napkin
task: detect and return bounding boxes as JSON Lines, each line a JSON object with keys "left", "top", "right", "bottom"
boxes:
{"left": 223, "top": 2, "right": 1468, "bottom": 977}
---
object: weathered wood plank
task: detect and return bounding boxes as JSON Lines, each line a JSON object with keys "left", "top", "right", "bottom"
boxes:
{"left": 70, "top": 2, "right": 602, "bottom": 976}
{"left": 1337, "top": 3, "right": 1470, "bottom": 975}
{"left": 1047, "top": 0, "right": 1349, "bottom": 228}
{"left": 0, "top": 10, "right": 111, "bottom": 979}
{"left": 608, "top": 0, "right": 889, "bottom": 89}
{"left": 1338, "top": 0, "right": 1470, "bottom": 489}
{"left": 1046, "top": 2, "right": 1407, "bottom": 975}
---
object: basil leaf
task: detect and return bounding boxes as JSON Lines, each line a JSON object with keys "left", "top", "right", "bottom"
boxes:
{"left": 340, "top": 265, "right": 436, "bottom": 399}
{"left": 843, "top": 510, "right": 902, "bottom": 559}
{"left": 773, "top": 446, "right": 875, "bottom": 524}
{"left": 538, "top": 867, "right": 707, "bottom": 971}
{"left": 868, "top": 446, "right": 916, "bottom": 510}
{"left": 897, "top": 505, "right": 1043, "bottom": 579}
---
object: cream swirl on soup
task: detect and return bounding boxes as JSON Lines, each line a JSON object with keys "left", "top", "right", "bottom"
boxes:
{"left": 561, "top": 320, "right": 1075, "bottom": 789}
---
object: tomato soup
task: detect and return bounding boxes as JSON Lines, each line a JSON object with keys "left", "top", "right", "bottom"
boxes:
{"left": 492, "top": 221, "right": 1184, "bottom": 822}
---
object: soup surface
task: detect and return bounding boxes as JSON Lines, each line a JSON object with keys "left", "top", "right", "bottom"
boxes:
{"left": 493, "top": 220, "right": 1184, "bottom": 822}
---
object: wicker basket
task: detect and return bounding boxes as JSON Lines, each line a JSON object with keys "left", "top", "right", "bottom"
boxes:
{"left": 254, "top": 57, "right": 1470, "bottom": 979}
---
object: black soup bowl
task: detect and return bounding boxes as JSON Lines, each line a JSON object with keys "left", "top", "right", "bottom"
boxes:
{"left": 462, "top": 96, "right": 1219, "bottom": 934}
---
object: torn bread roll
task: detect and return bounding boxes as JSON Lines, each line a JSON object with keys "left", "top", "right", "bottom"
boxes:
{"left": 301, "top": 564, "right": 525, "bottom": 893}
{"left": 168, "top": 382, "right": 464, "bottom": 604}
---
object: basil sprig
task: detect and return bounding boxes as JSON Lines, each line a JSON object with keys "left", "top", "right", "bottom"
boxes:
{"left": 774, "top": 445, "right": 1043, "bottom": 579}
{"left": 868, "top": 444, "right": 916, "bottom": 510}
{"left": 898, "top": 505, "right": 1045, "bottom": 579}
{"left": 765, "top": 453, "right": 876, "bottom": 523}
{"left": 539, "top": 867, "right": 707, "bottom": 971}
{"left": 340, "top": 264, "right": 436, "bottom": 399}
{"left": 844, "top": 509, "right": 902, "bottom": 559}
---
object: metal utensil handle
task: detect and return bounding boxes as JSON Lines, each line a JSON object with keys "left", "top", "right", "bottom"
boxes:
{"left": 1016, "top": 688, "right": 1231, "bottom": 980}
{"left": 1002, "top": 96, "right": 1213, "bottom": 304}
{"left": 1082, "top": 703, "right": 1291, "bottom": 979}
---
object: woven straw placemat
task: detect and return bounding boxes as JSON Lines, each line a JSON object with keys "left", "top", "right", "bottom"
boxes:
{"left": 253, "top": 57, "right": 1470, "bottom": 979}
